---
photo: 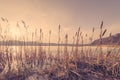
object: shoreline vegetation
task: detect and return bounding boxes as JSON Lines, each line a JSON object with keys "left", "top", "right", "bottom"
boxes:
{"left": 0, "top": 18, "right": 120, "bottom": 80}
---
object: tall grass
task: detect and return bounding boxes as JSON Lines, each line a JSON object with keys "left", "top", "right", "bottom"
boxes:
{"left": 0, "top": 19, "right": 120, "bottom": 79}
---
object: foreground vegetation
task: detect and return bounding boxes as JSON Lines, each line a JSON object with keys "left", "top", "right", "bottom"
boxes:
{"left": 0, "top": 18, "right": 120, "bottom": 80}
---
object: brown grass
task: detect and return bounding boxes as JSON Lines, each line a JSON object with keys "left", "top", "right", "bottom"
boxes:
{"left": 0, "top": 19, "right": 120, "bottom": 79}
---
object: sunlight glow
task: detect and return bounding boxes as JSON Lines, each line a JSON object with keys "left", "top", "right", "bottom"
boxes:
{"left": 9, "top": 26, "right": 22, "bottom": 40}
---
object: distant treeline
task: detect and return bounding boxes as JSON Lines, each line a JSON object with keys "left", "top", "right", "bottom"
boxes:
{"left": 0, "top": 40, "right": 89, "bottom": 46}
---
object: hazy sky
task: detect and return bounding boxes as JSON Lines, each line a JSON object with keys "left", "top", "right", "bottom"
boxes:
{"left": 0, "top": 0, "right": 120, "bottom": 43}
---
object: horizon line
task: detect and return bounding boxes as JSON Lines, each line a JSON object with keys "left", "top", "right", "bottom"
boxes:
{"left": 0, "top": 41, "right": 89, "bottom": 46}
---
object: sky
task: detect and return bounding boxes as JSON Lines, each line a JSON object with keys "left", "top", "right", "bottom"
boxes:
{"left": 0, "top": 0, "right": 120, "bottom": 43}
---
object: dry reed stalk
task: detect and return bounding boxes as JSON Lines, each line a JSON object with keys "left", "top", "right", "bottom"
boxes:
{"left": 38, "top": 28, "right": 44, "bottom": 67}
{"left": 97, "top": 21, "right": 107, "bottom": 64}
{"left": 34, "top": 29, "right": 37, "bottom": 66}
{"left": 71, "top": 36, "right": 75, "bottom": 61}
{"left": 32, "top": 32, "right": 34, "bottom": 50}
{"left": 1, "top": 17, "right": 5, "bottom": 22}
{"left": 64, "top": 34, "right": 68, "bottom": 65}
{"left": 41, "top": 32, "right": 45, "bottom": 66}
{"left": 100, "top": 29, "right": 107, "bottom": 63}
{"left": 104, "top": 33, "right": 112, "bottom": 64}
{"left": 97, "top": 21, "right": 103, "bottom": 64}
{"left": 73, "top": 27, "right": 81, "bottom": 71}
{"left": 39, "top": 29, "right": 42, "bottom": 54}
{"left": 48, "top": 30, "right": 51, "bottom": 62}
{"left": 75, "top": 27, "right": 80, "bottom": 61}
{"left": 48, "top": 30, "right": 51, "bottom": 54}
{"left": 64, "top": 34, "right": 69, "bottom": 78}
{"left": 81, "top": 35, "right": 83, "bottom": 53}
{"left": 91, "top": 27, "right": 95, "bottom": 42}
{"left": 48, "top": 30, "right": 52, "bottom": 66}
{"left": 88, "top": 27, "right": 95, "bottom": 62}
{"left": 23, "top": 21, "right": 29, "bottom": 51}
{"left": 57, "top": 25, "right": 61, "bottom": 61}
{"left": 72, "top": 36, "right": 75, "bottom": 53}
{"left": 84, "top": 34, "right": 88, "bottom": 62}
{"left": 60, "top": 41, "right": 63, "bottom": 60}
{"left": 16, "top": 22, "right": 24, "bottom": 68}
{"left": 73, "top": 32, "right": 78, "bottom": 70}
{"left": 81, "top": 35, "right": 84, "bottom": 61}
{"left": 6, "top": 47, "right": 10, "bottom": 71}
{"left": 0, "top": 17, "right": 8, "bottom": 55}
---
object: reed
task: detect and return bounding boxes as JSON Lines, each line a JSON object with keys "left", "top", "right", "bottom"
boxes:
{"left": 97, "top": 21, "right": 103, "bottom": 64}
{"left": 0, "top": 19, "right": 119, "bottom": 80}
{"left": 57, "top": 24, "right": 61, "bottom": 61}
{"left": 64, "top": 34, "right": 69, "bottom": 78}
{"left": 75, "top": 27, "right": 80, "bottom": 61}
{"left": 71, "top": 36, "right": 75, "bottom": 61}
{"left": 48, "top": 30, "right": 51, "bottom": 54}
